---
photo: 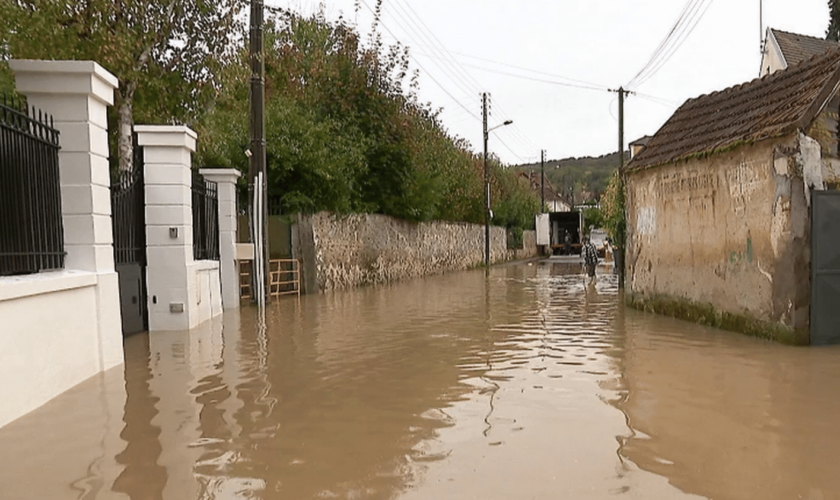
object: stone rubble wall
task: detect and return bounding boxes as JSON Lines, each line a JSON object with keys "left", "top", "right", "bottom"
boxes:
{"left": 295, "top": 212, "right": 537, "bottom": 291}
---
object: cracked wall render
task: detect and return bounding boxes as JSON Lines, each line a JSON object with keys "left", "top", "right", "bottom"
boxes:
{"left": 626, "top": 134, "right": 812, "bottom": 330}
{"left": 296, "top": 213, "right": 537, "bottom": 292}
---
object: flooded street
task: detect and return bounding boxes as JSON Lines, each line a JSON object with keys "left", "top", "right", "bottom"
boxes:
{"left": 2, "top": 261, "right": 840, "bottom": 499}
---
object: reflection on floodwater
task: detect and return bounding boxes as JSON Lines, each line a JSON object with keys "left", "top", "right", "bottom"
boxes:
{"left": 1, "top": 262, "right": 839, "bottom": 499}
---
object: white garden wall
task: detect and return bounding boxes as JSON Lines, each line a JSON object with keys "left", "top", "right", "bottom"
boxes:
{"left": 0, "top": 61, "right": 124, "bottom": 429}
{"left": 1, "top": 62, "right": 235, "bottom": 430}
{"left": 0, "top": 273, "right": 121, "bottom": 428}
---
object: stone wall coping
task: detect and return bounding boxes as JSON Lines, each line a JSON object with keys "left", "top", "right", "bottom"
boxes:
{"left": 0, "top": 270, "right": 97, "bottom": 301}
{"left": 199, "top": 168, "right": 242, "bottom": 182}
{"left": 9, "top": 60, "right": 119, "bottom": 105}
{"left": 135, "top": 125, "right": 198, "bottom": 152}
{"left": 190, "top": 260, "right": 221, "bottom": 271}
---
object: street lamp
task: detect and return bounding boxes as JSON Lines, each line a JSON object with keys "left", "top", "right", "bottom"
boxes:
{"left": 483, "top": 118, "right": 513, "bottom": 267}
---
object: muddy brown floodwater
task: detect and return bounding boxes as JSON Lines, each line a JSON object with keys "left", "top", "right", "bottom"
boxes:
{"left": 2, "top": 261, "right": 840, "bottom": 499}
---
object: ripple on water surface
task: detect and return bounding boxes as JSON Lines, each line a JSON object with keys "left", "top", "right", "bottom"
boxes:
{"left": 2, "top": 262, "right": 840, "bottom": 499}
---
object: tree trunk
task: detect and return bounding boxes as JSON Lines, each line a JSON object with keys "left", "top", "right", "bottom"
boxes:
{"left": 117, "top": 83, "right": 136, "bottom": 173}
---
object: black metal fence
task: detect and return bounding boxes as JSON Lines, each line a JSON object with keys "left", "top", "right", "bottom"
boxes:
{"left": 192, "top": 171, "right": 220, "bottom": 261}
{"left": 111, "top": 134, "right": 146, "bottom": 265}
{"left": 0, "top": 96, "right": 64, "bottom": 276}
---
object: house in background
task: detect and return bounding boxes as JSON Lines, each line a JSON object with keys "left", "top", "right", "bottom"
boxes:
{"left": 518, "top": 170, "right": 571, "bottom": 212}
{"left": 760, "top": 28, "right": 839, "bottom": 76}
{"left": 629, "top": 135, "right": 653, "bottom": 159}
{"left": 624, "top": 46, "right": 840, "bottom": 345}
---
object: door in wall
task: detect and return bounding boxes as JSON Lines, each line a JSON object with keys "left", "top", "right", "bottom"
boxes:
{"left": 111, "top": 136, "right": 148, "bottom": 336}
{"left": 810, "top": 190, "right": 840, "bottom": 345}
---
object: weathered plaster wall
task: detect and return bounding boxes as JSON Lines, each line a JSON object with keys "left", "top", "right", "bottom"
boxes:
{"left": 295, "top": 213, "right": 537, "bottom": 291}
{"left": 625, "top": 133, "right": 813, "bottom": 334}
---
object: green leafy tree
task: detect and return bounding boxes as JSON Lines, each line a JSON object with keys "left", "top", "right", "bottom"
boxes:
{"left": 0, "top": 0, "right": 246, "bottom": 171}
{"left": 583, "top": 205, "right": 604, "bottom": 235}
{"left": 601, "top": 170, "right": 626, "bottom": 248}
{"left": 196, "top": 7, "right": 538, "bottom": 229}
{"left": 829, "top": 0, "right": 840, "bottom": 41}
{"left": 490, "top": 161, "right": 541, "bottom": 230}
{"left": 0, "top": 30, "right": 14, "bottom": 96}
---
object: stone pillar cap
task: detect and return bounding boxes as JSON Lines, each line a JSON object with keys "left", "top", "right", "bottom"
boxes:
{"left": 199, "top": 168, "right": 243, "bottom": 182}
{"left": 135, "top": 125, "right": 197, "bottom": 152}
{"left": 9, "top": 60, "right": 119, "bottom": 105}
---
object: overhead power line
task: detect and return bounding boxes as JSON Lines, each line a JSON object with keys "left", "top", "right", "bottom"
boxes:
{"left": 626, "top": 0, "right": 715, "bottom": 89}
{"left": 355, "top": 0, "right": 482, "bottom": 124}
{"left": 455, "top": 62, "right": 609, "bottom": 92}
{"left": 447, "top": 50, "right": 611, "bottom": 91}
{"left": 361, "top": 0, "right": 537, "bottom": 157}
{"left": 389, "top": 0, "right": 537, "bottom": 149}
{"left": 391, "top": 0, "right": 538, "bottom": 153}
{"left": 633, "top": 0, "right": 714, "bottom": 89}
{"left": 626, "top": 0, "right": 699, "bottom": 88}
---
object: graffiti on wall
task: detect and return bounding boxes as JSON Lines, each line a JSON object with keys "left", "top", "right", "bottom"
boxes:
{"left": 728, "top": 159, "right": 767, "bottom": 215}
{"left": 637, "top": 206, "right": 657, "bottom": 236}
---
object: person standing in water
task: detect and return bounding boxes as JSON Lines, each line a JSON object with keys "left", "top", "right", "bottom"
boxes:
{"left": 582, "top": 235, "right": 599, "bottom": 284}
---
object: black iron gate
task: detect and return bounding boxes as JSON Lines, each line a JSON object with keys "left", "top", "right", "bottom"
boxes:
{"left": 192, "top": 171, "right": 220, "bottom": 261}
{"left": 0, "top": 97, "right": 64, "bottom": 276}
{"left": 810, "top": 190, "right": 840, "bottom": 345}
{"left": 111, "top": 138, "right": 147, "bottom": 336}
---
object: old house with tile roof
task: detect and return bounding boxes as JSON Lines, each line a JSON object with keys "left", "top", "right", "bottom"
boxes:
{"left": 517, "top": 170, "right": 571, "bottom": 212}
{"left": 760, "top": 28, "right": 839, "bottom": 77}
{"left": 624, "top": 47, "right": 840, "bottom": 345}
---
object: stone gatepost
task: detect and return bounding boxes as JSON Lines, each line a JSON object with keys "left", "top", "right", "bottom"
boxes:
{"left": 199, "top": 168, "right": 242, "bottom": 309}
{"left": 9, "top": 60, "right": 124, "bottom": 370}
{"left": 137, "top": 125, "right": 221, "bottom": 331}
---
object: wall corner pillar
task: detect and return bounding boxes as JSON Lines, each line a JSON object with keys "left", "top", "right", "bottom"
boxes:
{"left": 9, "top": 59, "right": 123, "bottom": 369}
{"left": 136, "top": 125, "right": 197, "bottom": 331}
{"left": 199, "top": 168, "right": 242, "bottom": 309}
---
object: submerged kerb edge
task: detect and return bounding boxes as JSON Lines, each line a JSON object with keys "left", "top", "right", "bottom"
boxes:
{"left": 626, "top": 293, "right": 808, "bottom": 346}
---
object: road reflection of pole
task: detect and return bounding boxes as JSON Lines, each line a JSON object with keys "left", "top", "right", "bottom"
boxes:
{"left": 254, "top": 310, "right": 276, "bottom": 418}
{"left": 605, "top": 297, "right": 634, "bottom": 475}
{"left": 481, "top": 269, "right": 499, "bottom": 438}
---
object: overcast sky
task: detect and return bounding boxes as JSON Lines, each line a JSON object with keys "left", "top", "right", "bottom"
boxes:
{"left": 265, "top": 0, "right": 829, "bottom": 165}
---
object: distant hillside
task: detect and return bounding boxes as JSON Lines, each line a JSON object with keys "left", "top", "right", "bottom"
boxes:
{"left": 514, "top": 151, "right": 627, "bottom": 204}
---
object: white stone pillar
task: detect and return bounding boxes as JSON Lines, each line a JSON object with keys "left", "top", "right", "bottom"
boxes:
{"left": 9, "top": 60, "right": 123, "bottom": 370}
{"left": 199, "top": 168, "right": 242, "bottom": 309}
{"left": 9, "top": 60, "right": 118, "bottom": 274}
{"left": 136, "top": 125, "right": 197, "bottom": 332}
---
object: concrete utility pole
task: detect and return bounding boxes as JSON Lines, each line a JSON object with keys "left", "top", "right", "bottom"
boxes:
{"left": 618, "top": 87, "right": 625, "bottom": 170}
{"left": 249, "top": 0, "right": 269, "bottom": 302}
{"left": 482, "top": 93, "right": 512, "bottom": 268}
{"left": 483, "top": 93, "right": 490, "bottom": 268}
{"left": 616, "top": 86, "right": 629, "bottom": 289}
{"left": 540, "top": 149, "right": 545, "bottom": 210}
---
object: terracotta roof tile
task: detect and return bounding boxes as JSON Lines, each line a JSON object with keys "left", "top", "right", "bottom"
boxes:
{"left": 772, "top": 29, "right": 839, "bottom": 67}
{"left": 626, "top": 47, "right": 840, "bottom": 172}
